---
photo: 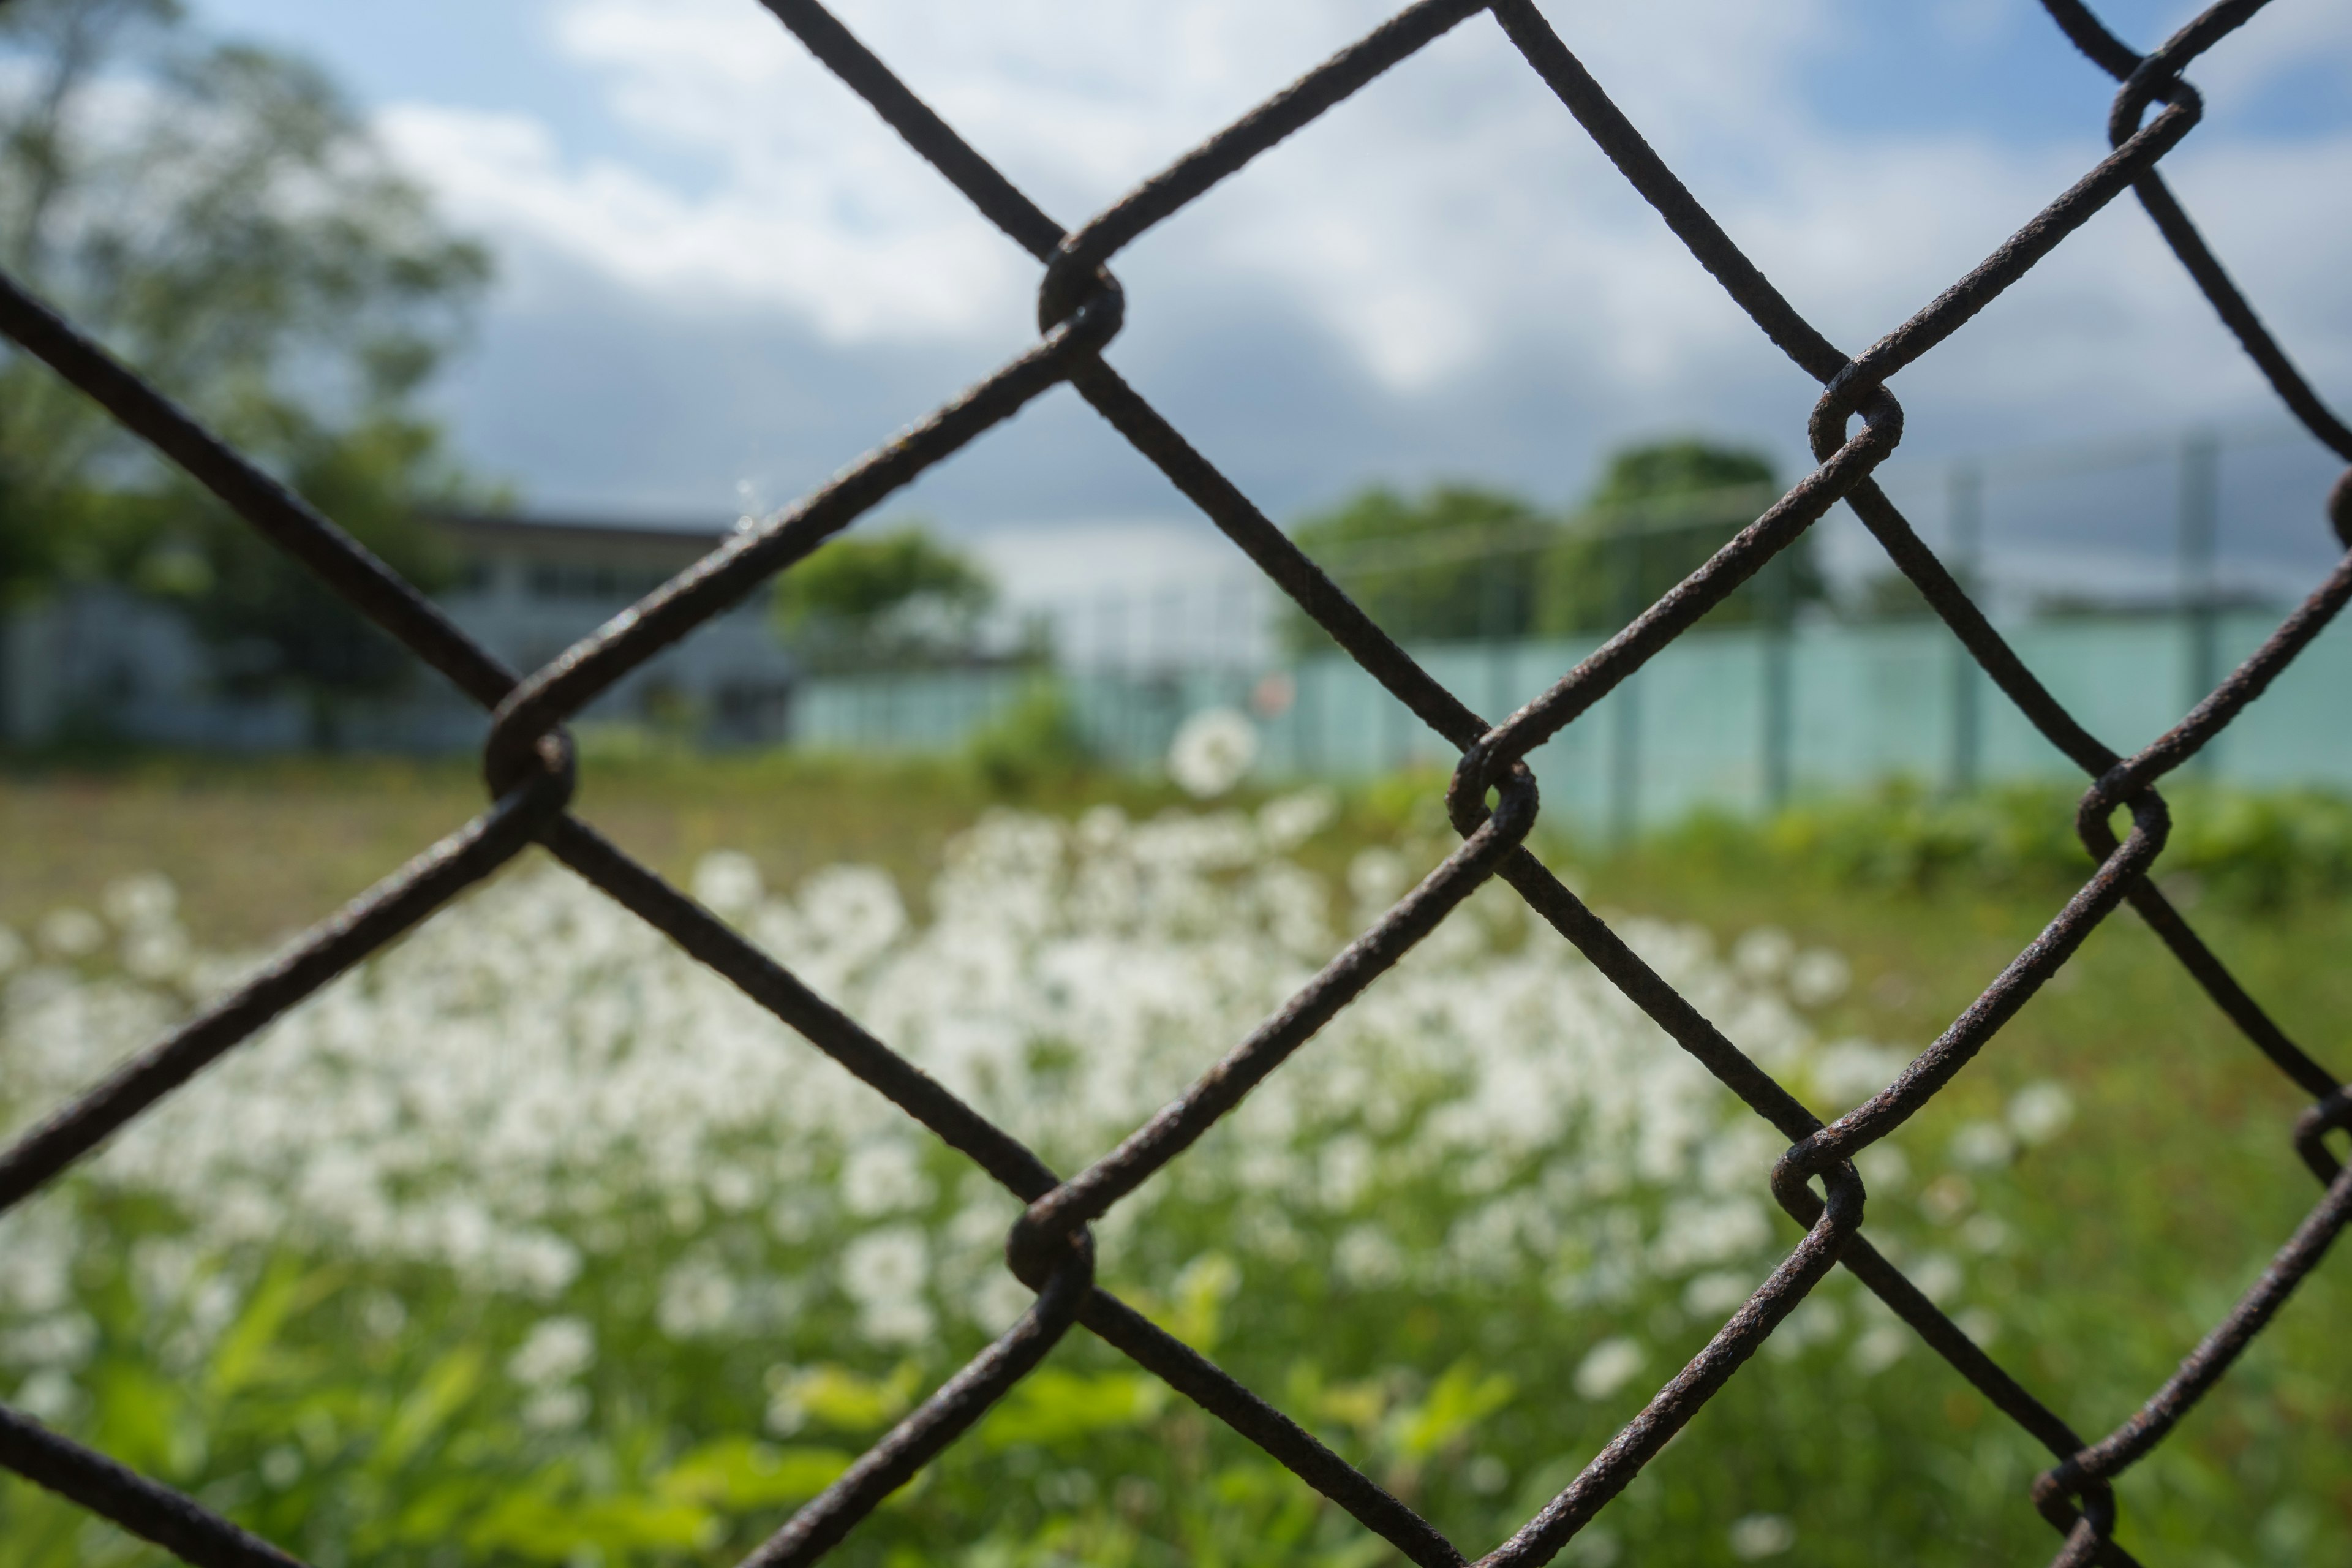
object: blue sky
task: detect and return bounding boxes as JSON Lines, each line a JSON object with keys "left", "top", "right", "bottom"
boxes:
{"left": 182, "top": 0, "right": 2351, "bottom": 598}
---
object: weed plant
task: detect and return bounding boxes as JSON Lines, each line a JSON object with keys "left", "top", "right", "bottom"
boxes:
{"left": 2, "top": 778, "right": 2346, "bottom": 1566}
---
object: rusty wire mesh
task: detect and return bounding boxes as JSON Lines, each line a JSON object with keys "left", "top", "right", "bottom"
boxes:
{"left": 2, "top": 1, "right": 2350, "bottom": 1564}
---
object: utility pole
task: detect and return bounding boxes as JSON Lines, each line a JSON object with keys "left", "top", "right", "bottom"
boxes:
{"left": 1608, "top": 519, "right": 1643, "bottom": 847}
{"left": 1948, "top": 460, "right": 1983, "bottom": 794}
{"left": 1760, "top": 542, "right": 1794, "bottom": 812}
{"left": 2179, "top": 431, "right": 2220, "bottom": 760}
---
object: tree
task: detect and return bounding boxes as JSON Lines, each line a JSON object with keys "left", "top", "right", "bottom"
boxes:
{"left": 1587, "top": 439, "right": 1776, "bottom": 511}
{"left": 1536, "top": 437, "right": 1811, "bottom": 635}
{"left": 772, "top": 523, "right": 997, "bottom": 672}
{"left": 1285, "top": 484, "right": 1553, "bottom": 650}
{"left": 1281, "top": 445, "right": 1806, "bottom": 654}
{"left": 0, "top": 0, "right": 494, "bottom": 714}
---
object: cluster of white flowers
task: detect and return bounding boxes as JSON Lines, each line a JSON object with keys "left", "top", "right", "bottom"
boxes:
{"left": 0, "top": 793, "right": 2075, "bottom": 1406}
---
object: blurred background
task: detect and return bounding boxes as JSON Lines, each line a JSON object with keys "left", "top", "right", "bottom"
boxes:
{"left": 2, "top": 2, "right": 2350, "bottom": 1567}
{"left": 0, "top": 0, "right": 2347, "bottom": 816}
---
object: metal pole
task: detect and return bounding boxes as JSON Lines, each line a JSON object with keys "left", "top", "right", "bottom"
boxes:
{"left": 1760, "top": 543, "right": 1793, "bottom": 812}
{"left": 2180, "top": 429, "right": 2220, "bottom": 771}
{"left": 1609, "top": 520, "right": 1642, "bottom": 846}
{"left": 1948, "top": 460, "right": 1983, "bottom": 794}
{"left": 1483, "top": 535, "right": 1512, "bottom": 726}
{"left": 1386, "top": 571, "right": 1414, "bottom": 771}
{"left": 1300, "top": 656, "right": 1320, "bottom": 775}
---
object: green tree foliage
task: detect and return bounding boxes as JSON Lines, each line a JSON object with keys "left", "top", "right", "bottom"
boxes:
{"left": 1586, "top": 437, "right": 1774, "bottom": 509}
{"left": 1286, "top": 439, "right": 1806, "bottom": 651}
{"left": 773, "top": 523, "right": 997, "bottom": 672}
{"left": 1537, "top": 435, "right": 1807, "bottom": 635}
{"left": 0, "top": 0, "right": 493, "bottom": 705}
{"left": 1284, "top": 484, "right": 1550, "bottom": 652}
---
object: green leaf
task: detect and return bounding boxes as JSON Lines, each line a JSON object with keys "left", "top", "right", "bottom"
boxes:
{"left": 979, "top": 1369, "right": 1167, "bottom": 1450}
{"left": 467, "top": 1489, "right": 718, "bottom": 1561}
{"left": 206, "top": 1257, "right": 340, "bottom": 1400}
{"left": 88, "top": 1361, "right": 194, "bottom": 1480}
{"left": 659, "top": 1438, "right": 853, "bottom": 1511}
{"left": 1389, "top": 1360, "right": 1514, "bottom": 1463}
{"left": 771, "top": 1362, "right": 922, "bottom": 1434}
{"left": 370, "top": 1346, "right": 484, "bottom": 1475}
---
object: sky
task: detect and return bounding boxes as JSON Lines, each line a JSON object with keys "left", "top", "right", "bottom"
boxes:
{"left": 176, "top": 1, "right": 2352, "bottom": 603}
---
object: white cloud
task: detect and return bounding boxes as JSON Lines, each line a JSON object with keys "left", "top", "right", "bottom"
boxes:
{"left": 374, "top": 0, "right": 2350, "bottom": 445}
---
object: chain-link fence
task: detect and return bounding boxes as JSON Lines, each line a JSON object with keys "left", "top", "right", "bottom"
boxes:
{"left": 3, "top": 0, "right": 2350, "bottom": 1563}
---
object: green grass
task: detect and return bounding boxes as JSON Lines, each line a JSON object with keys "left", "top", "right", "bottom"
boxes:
{"left": 1, "top": 756, "right": 2346, "bottom": 1566}
{"left": 1580, "top": 807, "right": 2352, "bottom": 1562}
{"left": 0, "top": 750, "right": 1204, "bottom": 948}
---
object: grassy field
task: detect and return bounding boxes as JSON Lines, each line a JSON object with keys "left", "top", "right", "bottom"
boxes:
{"left": 1, "top": 755, "right": 2346, "bottom": 1566}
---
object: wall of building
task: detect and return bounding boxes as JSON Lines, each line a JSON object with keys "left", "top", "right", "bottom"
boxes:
{"left": 0, "top": 518, "right": 799, "bottom": 751}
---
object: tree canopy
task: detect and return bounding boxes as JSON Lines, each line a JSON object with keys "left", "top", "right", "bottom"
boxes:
{"left": 0, "top": 0, "right": 495, "bottom": 710}
{"left": 772, "top": 523, "right": 997, "bottom": 672}
{"left": 1286, "top": 437, "right": 1809, "bottom": 650}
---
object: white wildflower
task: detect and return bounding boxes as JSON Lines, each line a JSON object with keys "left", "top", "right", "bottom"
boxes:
{"left": 798, "top": 865, "right": 907, "bottom": 971}
{"left": 1850, "top": 1322, "right": 1910, "bottom": 1375}
{"left": 1727, "top": 1513, "right": 1796, "bottom": 1559}
{"left": 1, "top": 1314, "right": 97, "bottom": 1370}
{"left": 1763, "top": 1295, "right": 1842, "bottom": 1361}
{"left": 1807, "top": 1040, "right": 1909, "bottom": 1114}
{"left": 840, "top": 1141, "right": 931, "bottom": 1218}
{"left": 1953, "top": 1307, "right": 2000, "bottom": 1346}
{"left": 1572, "top": 1336, "right": 1648, "bottom": 1401}
{"left": 1960, "top": 1214, "right": 2010, "bottom": 1254}
{"left": 1855, "top": 1144, "right": 1911, "bottom": 1193}
{"left": 1167, "top": 707, "right": 1257, "bottom": 798}
{"left": 1731, "top": 927, "right": 1795, "bottom": 981}
{"left": 707, "top": 1164, "right": 760, "bottom": 1213}
{"left": 104, "top": 873, "right": 178, "bottom": 930}
{"left": 1909, "top": 1254, "right": 1964, "bottom": 1305}
{"left": 0, "top": 805, "right": 1899, "bottom": 1423}
{"left": 523, "top": 1386, "right": 590, "bottom": 1431}
{"left": 508, "top": 1317, "right": 595, "bottom": 1387}
{"left": 1346, "top": 846, "right": 1412, "bottom": 930}
{"left": 1920, "top": 1174, "right": 1973, "bottom": 1224}
{"left": 15, "top": 1369, "right": 78, "bottom": 1423}
{"left": 1335, "top": 1224, "right": 1404, "bottom": 1287}
{"left": 1649, "top": 1197, "right": 1770, "bottom": 1275}
{"left": 1562, "top": 1526, "right": 1619, "bottom": 1566}
{"left": 1681, "top": 1270, "right": 1755, "bottom": 1319}
{"left": 36, "top": 908, "right": 104, "bottom": 958}
{"left": 692, "top": 851, "right": 764, "bottom": 917}
{"left": 123, "top": 925, "right": 190, "bottom": 981}
{"left": 1948, "top": 1121, "right": 2016, "bottom": 1170}
{"left": 970, "top": 1271, "right": 1035, "bottom": 1335}
{"left": 259, "top": 1445, "right": 302, "bottom": 1489}
{"left": 2007, "top": 1081, "right": 2075, "bottom": 1145}
{"left": 1787, "top": 948, "right": 1850, "bottom": 1006}
{"left": 1256, "top": 789, "right": 1336, "bottom": 851}
{"left": 657, "top": 1259, "right": 741, "bottom": 1340}
{"left": 842, "top": 1226, "right": 931, "bottom": 1345}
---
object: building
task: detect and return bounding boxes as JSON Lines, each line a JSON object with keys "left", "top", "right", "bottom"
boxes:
{"left": 1, "top": 513, "right": 798, "bottom": 750}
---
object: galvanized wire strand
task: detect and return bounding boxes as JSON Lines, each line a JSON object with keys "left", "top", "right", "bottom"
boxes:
{"left": 1, "top": 1, "right": 2346, "bottom": 1564}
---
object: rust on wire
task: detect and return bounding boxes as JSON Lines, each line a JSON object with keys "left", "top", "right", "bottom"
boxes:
{"left": 0, "top": 1, "right": 2345, "bottom": 1565}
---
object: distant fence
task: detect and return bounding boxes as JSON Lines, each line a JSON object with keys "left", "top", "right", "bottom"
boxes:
{"left": 794, "top": 605, "right": 2352, "bottom": 830}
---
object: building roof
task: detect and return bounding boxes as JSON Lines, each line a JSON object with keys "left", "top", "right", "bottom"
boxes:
{"left": 431, "top": 511, "right": 737, "bottom": 557}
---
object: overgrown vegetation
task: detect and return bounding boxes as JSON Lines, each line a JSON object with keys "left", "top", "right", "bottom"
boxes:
{"left": 1644, "top": 780, "right": 2352, "bottom": 911}
{"left": 1285, "top": 439, "right": 1819, "bottom": 652}
{"left": 0, "top": 763, "right": 2346, "bottom": 1566}
{"left": 771, "top": 524, "right": 1005, "bottom": 675}
{"left": 0, "top": 0, "right": 497, "bottom": 718}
